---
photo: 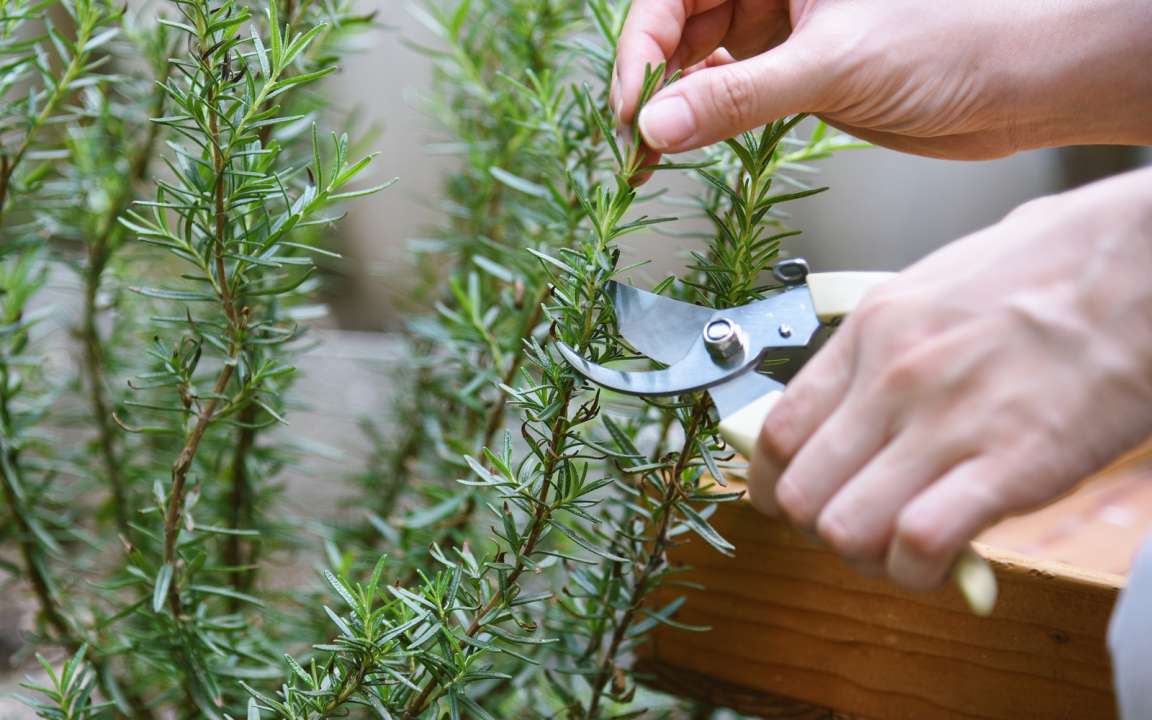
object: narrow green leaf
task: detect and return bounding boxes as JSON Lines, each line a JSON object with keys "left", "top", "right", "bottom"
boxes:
{"left": 152, "top": 563, "right": 173, "bottom": 614}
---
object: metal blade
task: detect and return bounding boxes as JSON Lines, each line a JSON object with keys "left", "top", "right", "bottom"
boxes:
{"left": 609, "top": 281, "right": 717, "bottom": 364}
{"left": 561, "top": 282, "right": 824, "bottom": 410}
{"left": 707, "top": 369, "right": 786, "bottom": 420}
{"left": 557, "top": 340, "right": 769, "bottom": 397}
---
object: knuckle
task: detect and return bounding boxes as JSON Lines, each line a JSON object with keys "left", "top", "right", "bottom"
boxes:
{"left": 817, "top": 512, "right": 877, "bottom": 559}
{"left": 775, "top": 479, "right": 815, "bottom": 527}
{"left": 880, "top": 349, "right": 932, "bottom": 391}
{"left": 758, "top": 403, "right": 797, "bottom": 461}
{"left": 851, "top": 288, "right": 901, "bottom": 331}
{"left": 970, "top": 461, "right": 1032, "bottom": 516}
{"left": 710, "top": 66, "right": 754, "bottom": 128}
{"left": 894, "top": 511, "right": 951, "bottom": 562}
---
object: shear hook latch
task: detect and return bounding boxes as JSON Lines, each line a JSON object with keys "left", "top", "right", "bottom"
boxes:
{"left": 772, "top": 258, "right": 810, "bottom": 286}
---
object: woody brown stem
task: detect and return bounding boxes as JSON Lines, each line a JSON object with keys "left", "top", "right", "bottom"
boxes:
{"left": 225, "top": 405, "right": 259, "bottom": 607}
{"left": 402, "top": 380, "right": 575, "bottom": 718}
{"left": 163, "top": 362, "right": 235, "bottom": 616}
{"left": 581, "top": 400, "right": 710, "bottom": 719}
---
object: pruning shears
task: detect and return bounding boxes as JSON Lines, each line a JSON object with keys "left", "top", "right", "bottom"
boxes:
{"left": 557, "top": 259, "right": 997, "bottom": 616}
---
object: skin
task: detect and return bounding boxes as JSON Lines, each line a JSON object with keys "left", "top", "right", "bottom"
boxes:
{"left": 612, "top": 0, "right": 1152, "bottom": 589}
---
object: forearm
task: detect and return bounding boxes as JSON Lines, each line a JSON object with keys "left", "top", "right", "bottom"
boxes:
{"left": 1004, "top": 0, "right": 1152, "bottom": 149}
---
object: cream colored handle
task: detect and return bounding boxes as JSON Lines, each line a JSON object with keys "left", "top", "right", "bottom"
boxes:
{"left": 806, "top": 271, "right": 896, "bottom": 322}
{"left": 718, "top": 269, "right": 999, "bottom": 616}
{"left": 953, "top": 546, "right": 998, "bottom": 616}
{"left": 718, "top": 389, "right": 782, "bottom": 459}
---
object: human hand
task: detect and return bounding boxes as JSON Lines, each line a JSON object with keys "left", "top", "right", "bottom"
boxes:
{"left": 747, "top": 167, "right": 1152, "bottom": 590}
{"left": 612, "top": 0, "right": 1152, "bottom": 159}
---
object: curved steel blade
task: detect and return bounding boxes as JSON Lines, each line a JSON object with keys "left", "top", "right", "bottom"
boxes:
{"left": 557, "top": 338, "right": 769, "bottom": 397}
{"left": 611, "top": 282, "right": 821, "bottom": 366}
{"left": 707, "top": 369, "right": 785, "bottom": 420}
{"left": 609, "top": 281, "right": 717, "bottom": 365}
{"left": 564, "top": 282, "right": 823, "bottom": 408}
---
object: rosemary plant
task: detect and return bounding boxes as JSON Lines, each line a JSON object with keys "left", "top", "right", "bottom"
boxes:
{"left": 258, "top": 1, "right": 862, "bottom": 717}
{"left": 1, "top": 0, "right": 128, "bottom": 706}
{"left": 5, "top": 0, "right": 860, "bottom": 717}
{"left": 4, "top": 0, "right": 381, "bottom": 715}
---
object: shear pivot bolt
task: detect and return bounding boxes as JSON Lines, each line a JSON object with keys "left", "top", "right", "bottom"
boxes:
{"left": 704, "top": 318, "right": 744, "bottom": 362}
{"left": 778, "top": 323, "right": 793, "bottom": 338}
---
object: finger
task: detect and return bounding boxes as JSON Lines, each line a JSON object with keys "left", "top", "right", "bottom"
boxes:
{"left": 638, "top": 36, "right": 830, "bottom": 152}
{"left": 746, "top": 326, "right": 858, "bottom": 516}
{"left": 773, "top": 386, "right": 892, "bottom": 530}
{"left": 613, "top": 0, "right": 727, "bottom": 123}
{"left": 627, "top": 144, "right": 663, "bottom": 186}
{"left": 631, "top": 50, "right": 735, "bottom": 185}
{"left": 634, "top": 51, "right": 732, "bottom": 186}
{"left": 723, "top": 0, "right": 791, "bottom": 60}
{"left": 815, "top": 429, "right": 966, "bottom": 562}
{"left": 680, "top": 48, "right": 737, "bottom": 77}
{"left": 668, "top": 3, "right": 732, "bottom": 72}
{"left": 887, "top": 458, "right": 1008, "bottom": 590}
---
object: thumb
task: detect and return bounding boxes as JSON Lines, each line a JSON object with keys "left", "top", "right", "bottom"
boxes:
{"left": 638, "top": 39, "right": 828, "bottom": 152}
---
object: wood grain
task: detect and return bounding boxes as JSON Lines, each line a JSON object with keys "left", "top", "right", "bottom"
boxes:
{"left": 637, "top": 492, "right": 1142, "bottom": 718}
{"left": 637, "top": 442, "right": 1152, "bottom": 719}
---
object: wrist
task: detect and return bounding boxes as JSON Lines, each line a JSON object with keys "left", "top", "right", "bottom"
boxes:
{"left": 1073, "top": 167, "right": 1152, "bottom": 378}
{"left": 1000, "top": 1, "right": 1152, "bottom": 150}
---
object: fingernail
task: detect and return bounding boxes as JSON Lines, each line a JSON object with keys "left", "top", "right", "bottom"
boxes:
{"left": 817, "top": 512, "right": 850, "bottom": 549}
{"left": 888, "top": 540, "right": 946, "bottom": 592}
{"left": 775, "top": 479, "right": 803, "bottom": 520}
{"left": 638, "top": 95, "right": 695, "bottom": 151}
{"left": 614, "top": 93, "right": 624, "bottom": 121}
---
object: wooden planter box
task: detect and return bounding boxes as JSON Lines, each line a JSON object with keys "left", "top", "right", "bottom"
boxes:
{"left": 637, "top": 446, "right": 1152, "bottom": 719}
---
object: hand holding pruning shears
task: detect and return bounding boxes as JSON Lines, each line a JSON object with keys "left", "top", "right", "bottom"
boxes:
{"left": 606, "top": 0, "right": 1152, "bottom": 592}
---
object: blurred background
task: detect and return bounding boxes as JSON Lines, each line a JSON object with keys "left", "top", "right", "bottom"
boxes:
{"left": 329, "top": 9, "right": 1151, "bottom": 330}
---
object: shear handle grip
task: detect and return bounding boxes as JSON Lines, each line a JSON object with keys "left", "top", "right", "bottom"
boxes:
{"left": 806, "top": 271, "right": 897, "bottom": 322}
{"left": 720, "top": 270, "right": 999, "bottom": 616}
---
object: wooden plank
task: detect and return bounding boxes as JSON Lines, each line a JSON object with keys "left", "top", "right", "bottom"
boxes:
{"left": 981, "top": 449, "right": 1152, "bottom": 576}
{"left": 639, "top": 503, "right": 1122, "bottom": 720}
{"left": 633, "top": 658, "right": 861, "bottom": 719}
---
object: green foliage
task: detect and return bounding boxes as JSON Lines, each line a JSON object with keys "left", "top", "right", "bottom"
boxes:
{"left": 17, "top": 646, "right": 105, "bottom": 720}
{"left": 2, "top": 0, "right": 860, "bottom": 717}
{"left": 3, "top": 0, "right": 382, "bottom": 716}
{"left": 316, "top": 1, "right": 862, "bottom": 717}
